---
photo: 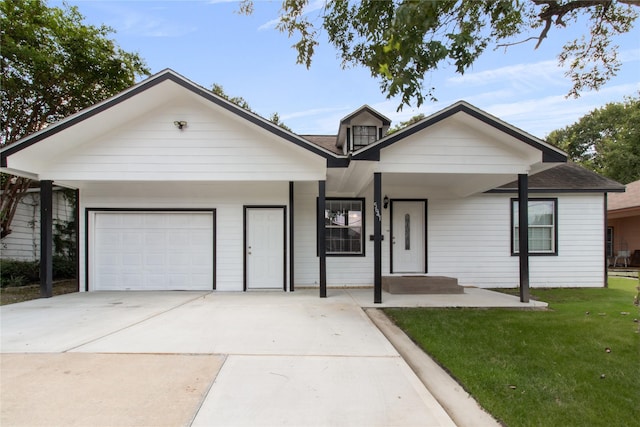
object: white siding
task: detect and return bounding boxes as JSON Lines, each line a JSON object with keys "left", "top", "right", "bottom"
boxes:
{"left": 79, "top": 181, "right": 289, "bottom": 292}
{"left": 1, "top": 191, "right": 73, "bottom": 261}
{"left": 379, "top": 120, "right": 539, "bottom": 174}
{"left": 39, "top": 99, "right": 326, "bottom": 182}
{"left": 293, "top": 188, "right": 606, "bottom": 289}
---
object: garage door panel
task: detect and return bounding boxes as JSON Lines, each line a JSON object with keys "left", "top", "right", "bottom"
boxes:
{"left": 92, "top": 211, "right": 214, "bottom": 291}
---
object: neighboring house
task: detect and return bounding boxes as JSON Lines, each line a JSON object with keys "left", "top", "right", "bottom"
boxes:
{"left": 0, "top": 69, "right": 624, "bottom": 301}
{"left": 607, "top": 179, "right": 640, "bottom": 267}
{"left": 0, "top": 187, "right": 73, "bottom": 261}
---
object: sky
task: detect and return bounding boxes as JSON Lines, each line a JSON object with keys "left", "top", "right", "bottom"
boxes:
{"left": 51, "top": 0, "right": 640, "bottom": 138}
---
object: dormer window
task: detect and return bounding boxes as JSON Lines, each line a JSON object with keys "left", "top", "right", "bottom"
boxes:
{"left": 352, "top": 125, "right": 377, "bottom": 149}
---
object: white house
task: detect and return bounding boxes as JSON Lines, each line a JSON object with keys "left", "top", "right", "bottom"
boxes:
{"left": 1, "top": 187, "right": 73, "bottom": 261}
{"left": 0, "top": 69, "right": 624, "bottom": 302}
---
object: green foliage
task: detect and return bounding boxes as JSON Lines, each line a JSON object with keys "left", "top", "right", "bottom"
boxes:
{"left": 0, "top": 259, "right": 39, "bottom": 287}
{"left": 384, "top": 279, "right": 640, "bottom": 427}
{"left": 242, "top": 1, "right": 638, "bottom": 110}
{"left": 547, "top": 95, "right": 640, "bottom": 184}
{"left": 211, "top": 83, "right": 292, "bottom": 131}
{"left": 0, "top": 0, "right": 150, "bottom": 146}
{"left": 0, "top": 257, "right": 76, "bottom": 287}
{"left": 387, "top": 113, "right": 426, "bottom": 134}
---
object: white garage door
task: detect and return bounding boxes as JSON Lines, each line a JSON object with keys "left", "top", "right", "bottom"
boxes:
{"left": 91, "top": 211, "right": 214, "bottom": 291}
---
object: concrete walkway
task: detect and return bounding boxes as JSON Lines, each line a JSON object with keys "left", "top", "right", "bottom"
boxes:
{"left": 0, "top": 289, "right": 531, "bottom": 426}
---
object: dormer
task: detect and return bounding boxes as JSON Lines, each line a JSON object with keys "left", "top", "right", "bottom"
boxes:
{"left": 336, "top": 105, "right": 391, "bottom": 154}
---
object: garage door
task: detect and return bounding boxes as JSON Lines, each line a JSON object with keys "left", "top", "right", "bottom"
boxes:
{"left": 91, "top": 211, "right": 214, "bottom": 291}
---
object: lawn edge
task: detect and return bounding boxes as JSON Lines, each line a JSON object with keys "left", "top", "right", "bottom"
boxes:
{"left": 365, "top": 307, "right": 502, "bottom": 427}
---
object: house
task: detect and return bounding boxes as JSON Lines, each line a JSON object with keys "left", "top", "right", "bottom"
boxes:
{"left": 0, "top": 69, "right": 625, "bottom": 302}
{"left": 0, "top": 186, "right": 74, "bottom": 261}
{"left": 607, "top": 179, "right": 640, "bottom": 267}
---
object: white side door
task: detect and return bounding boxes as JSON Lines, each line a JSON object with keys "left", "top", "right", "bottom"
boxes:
{"left": 246, "top": 207, "right": 285, "bottom": 290}
{"left": 391, "top": 201, "right": 425, "bottom": 273}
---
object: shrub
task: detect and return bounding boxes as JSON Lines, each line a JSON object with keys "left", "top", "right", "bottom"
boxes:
{"left": 0, "top": 259, "right": 40, "bottom": 287}
{"left": 0, "top": 257, "right": 76, "bottom": 287}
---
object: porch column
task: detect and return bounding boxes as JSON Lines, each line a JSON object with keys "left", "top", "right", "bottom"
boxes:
{"left": 318, "top": 180, "right": 327, "bottom": 298}
{"left": 40, "top": 180, "right": 53, "bottom": 298}
{"left": 374, "top": 172, "right": 382, "bottom": 304}
{"left": 518, "top": 174, "right": 530, "bottom": 303}
{"left": 289, "top": 181, "right": 295, "bottom": 292}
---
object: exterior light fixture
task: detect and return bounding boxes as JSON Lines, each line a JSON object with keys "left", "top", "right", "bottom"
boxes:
{"left": 383, "top": 195, "right": 389, "bottom": 209}
{"left": 173, "top": 120, "right": 187, "bottom": 130}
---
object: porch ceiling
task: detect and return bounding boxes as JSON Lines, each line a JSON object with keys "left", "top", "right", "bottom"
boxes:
{"left": 381, "top": 172, "right": 520, "bottom": 198}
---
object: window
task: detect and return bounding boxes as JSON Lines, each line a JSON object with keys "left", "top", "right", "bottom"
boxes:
{"left": 352, "top": 126, "right": 377, "bottom": 148}
{"left": 512, "top": 199, "right": 557, "bottom": 255}
{"left": 606, "top": 227, "right": 614, "bottom": 257}
{"left": 325, "top": 199, "right": 364, "bottom": 255}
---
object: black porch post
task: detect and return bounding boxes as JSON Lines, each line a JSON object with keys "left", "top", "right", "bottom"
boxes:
{"left": 518, "top": 174, "right": 530, "bottom": 303}
{"left": 318, "top": 180, "right": 327, "bottom": 298}
{"left": 374, "top": 172, "right": 382, "bottom": 304}
{"left": 289, "top": 181, "right": 295, "bottom": 292}
{"left": 40, "top": 180, "right": 53, "bottom": 298}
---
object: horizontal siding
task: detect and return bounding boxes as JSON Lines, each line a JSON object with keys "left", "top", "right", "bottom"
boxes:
{"left": 379, "top": 121, "right": 535, "bottom": 174}
{"left": 80, "top": 181, "right": 289, "bottom": 292}
{"left": 1, "top": 191, "right": 72, "bottom": 261}
{"left": 41, "top": 100, "right": 325, "bottom": 182}
{"left": 293, "top": 189, "right": 607, "bottom": 289}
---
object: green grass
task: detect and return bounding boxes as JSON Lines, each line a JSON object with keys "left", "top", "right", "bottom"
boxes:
{"left": 383, "top": 278, "right": 640, "bottom": 427}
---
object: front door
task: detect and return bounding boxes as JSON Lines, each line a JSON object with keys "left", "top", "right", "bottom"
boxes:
{"left": 245, "top": 207, "right": 285, "bottom": 290}
{"left": 391, "top": 201, "right": 426, "bottom": 273}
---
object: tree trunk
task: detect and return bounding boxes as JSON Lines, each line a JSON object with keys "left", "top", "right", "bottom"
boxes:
{"left": 1, "top": 174, "right": 32, "bottom": 239}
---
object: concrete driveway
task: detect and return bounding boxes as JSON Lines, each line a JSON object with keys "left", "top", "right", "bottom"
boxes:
{"left": 1, "top": 290, "right": 500, "bottom": 426}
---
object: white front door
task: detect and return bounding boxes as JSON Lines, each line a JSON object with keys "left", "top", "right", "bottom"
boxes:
{"left": 391, "top": 201, "right": 426, "bottom": 273}
{"left": 246, "top": 207, "right": 285, "bottom": 290}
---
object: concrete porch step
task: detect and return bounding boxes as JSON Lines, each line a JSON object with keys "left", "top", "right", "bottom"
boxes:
{"left": 382, "top": 276, "right": 465, "bottom": 294}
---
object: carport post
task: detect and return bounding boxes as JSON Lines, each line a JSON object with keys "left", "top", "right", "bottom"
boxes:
{"left": 518, "top": 174, "right": 530, "bottom": 303}
{"left": 40, "top": 180, "right": 53, "bottom": 298}
{"left": 318, "top": 180, "right": 327, "bottom": 298}
{"left": 374, "top": 173, "right": 382, "bottom": 304}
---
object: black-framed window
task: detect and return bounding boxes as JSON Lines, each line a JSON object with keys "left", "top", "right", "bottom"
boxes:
{"left": 325, "top": 198, "right": 364, "bottom": 256}
{"left": 606, "top": 227, "right": 614, "bottom": 257}
{"left": 512, "top": 198, "right": 558, "bottom": 255}
{"left": 352, "top": 126, "right": 377, "bottom": 148}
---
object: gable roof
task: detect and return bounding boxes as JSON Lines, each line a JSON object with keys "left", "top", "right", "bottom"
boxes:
{"left": 351, "top": 101, "right": 567, "bottom": 163}
{"left": 608, "top": 179, "right": 640, "bottom": 210}
{"left": 1, "top": 69, "right": 348, "bottom": 168}
{"left": 489, "top": 162, "right": 626, "bottom": 193}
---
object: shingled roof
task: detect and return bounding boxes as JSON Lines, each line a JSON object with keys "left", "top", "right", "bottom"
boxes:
{"left": 491, "top": 162, "right": 625, "bottom": 193}
{"left": 608, "top": 179, "right": 640, "bottom": 211}
{"left": 300, "top": 135, "right": 342, "bottom": 155}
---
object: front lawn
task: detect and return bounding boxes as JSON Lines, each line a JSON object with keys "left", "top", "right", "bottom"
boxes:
{"left": 384, "top": 278, "right": 640, "bottom": 427}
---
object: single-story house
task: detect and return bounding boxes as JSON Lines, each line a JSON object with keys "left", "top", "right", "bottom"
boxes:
{"left": 0, "top": 186, "right": 73, "bottom": 261}
{"left": 0, "top": 69, "right": 625, "bottom": 302}
{"left": 607, "top": 179, "right": 640, "bottom": 267}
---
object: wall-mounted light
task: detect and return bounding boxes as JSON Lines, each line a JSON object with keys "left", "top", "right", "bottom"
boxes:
{"left": 383, "top": 195, "right": 389, "bottom": 209}
{"left": 173, "top": 120, "right": 187, "bottom": 130}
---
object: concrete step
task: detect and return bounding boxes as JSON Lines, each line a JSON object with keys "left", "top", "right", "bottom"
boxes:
{"left": 382, "top": 276, "right": 464, "bottom": 294}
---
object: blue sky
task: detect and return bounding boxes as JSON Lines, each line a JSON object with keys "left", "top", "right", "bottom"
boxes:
{"left": 54, "top": 0, "right": 640, "bottom": 138}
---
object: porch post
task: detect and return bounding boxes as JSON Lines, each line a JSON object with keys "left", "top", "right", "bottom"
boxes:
{"left": 40, "top": 180, "right": 53, "bottom": 298}
{"left": 374, "top": 172, "right": 382, "bottom": 304}
{"left": 518, "top": 174, "right": 530, "bottom": 303}
{"left": 289, "top": 181, "right": 295, "bottom": 292}
{"left": 318, "top": 180, "right": 327, "bottom": 298}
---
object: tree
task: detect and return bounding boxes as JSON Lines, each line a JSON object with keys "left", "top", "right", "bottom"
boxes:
{"left": 211, "top": 83, "right": 292, "bottom": 131}
{"left": 547, "top": 95, "right": 640, "bottom": 184}
{"left": 241, "top": 0, "right": 638, "bottom": 110}
{"left": 387, "top": 113, "right": 426, "bottom": 134}
{"left": 1, "top": 0, "right": 150, "bottom": 238}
